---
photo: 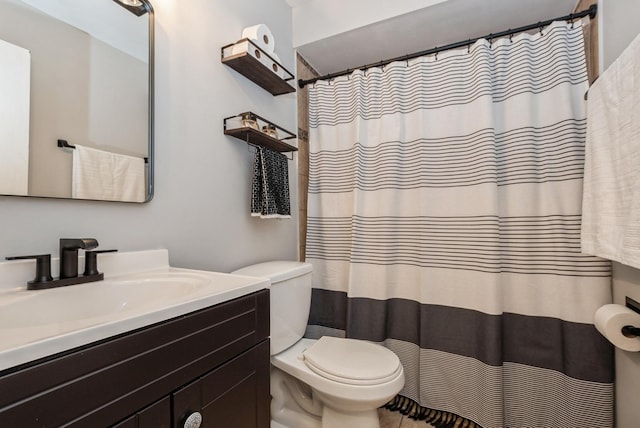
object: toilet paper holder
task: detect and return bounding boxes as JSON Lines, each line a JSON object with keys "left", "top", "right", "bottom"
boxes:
{"left": 622, "top": 326, "right": 640, "bottom": 337}
{"left": 623, "top": 297, "right": 640, "bottom": 337}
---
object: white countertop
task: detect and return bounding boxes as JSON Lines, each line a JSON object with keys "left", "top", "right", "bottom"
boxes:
{"left": 0, "top": 249, "right": 269, "bottom": 373}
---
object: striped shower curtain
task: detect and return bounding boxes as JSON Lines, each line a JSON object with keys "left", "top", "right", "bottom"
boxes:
{"left": 305, "top": 21, "right": 614, "bottom": 428}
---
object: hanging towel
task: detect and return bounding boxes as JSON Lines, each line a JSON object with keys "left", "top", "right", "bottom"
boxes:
{"left": 251, "top": 146, "right": 291, "bottom": 219}
{"left": 72, "top": 144, "right": 146, "bottom": 202}
{"left": 582, "top": 31, "right": 640, "bottom": 269}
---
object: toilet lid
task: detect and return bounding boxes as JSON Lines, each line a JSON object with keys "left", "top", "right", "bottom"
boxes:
{"left": 302, "top": 336, "right": 401, "bottom": 385}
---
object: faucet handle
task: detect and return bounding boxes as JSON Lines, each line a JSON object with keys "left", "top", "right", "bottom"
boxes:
{"left": 5, "top": 254, "right": 53, "bottom": 284}
{"left": 83, "top": 249, "right": 118, "bottom": 276}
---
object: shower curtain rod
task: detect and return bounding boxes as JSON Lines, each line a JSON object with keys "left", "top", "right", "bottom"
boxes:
{"left": 297, "top": 4, "right": 597, "bottom": 89}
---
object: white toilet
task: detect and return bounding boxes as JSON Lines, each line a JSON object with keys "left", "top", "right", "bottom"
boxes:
{"left": 232, "top": 261, "right": 404, "bottom": 428}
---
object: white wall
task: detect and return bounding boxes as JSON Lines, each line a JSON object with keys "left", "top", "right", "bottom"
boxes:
{"left": 290, "top": 0, "right": 447, "bottom": 47}
{"left": 599, "top": 1, "right": 640, "bottom": 427}
{"left": 600, "top": 0, "right": 640, "bottom": 74}
{"left": 0, "top": 0, "right": 298, "bottom": 272}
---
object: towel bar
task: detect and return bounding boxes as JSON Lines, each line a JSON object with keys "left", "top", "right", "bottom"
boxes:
{"left": 247, "top": 142, "right": 294, "bottom": 161}
{"left": 57, "top": 139, "right": 148, "bottom": 164}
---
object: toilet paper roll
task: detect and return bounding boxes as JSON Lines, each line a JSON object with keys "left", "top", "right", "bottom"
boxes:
{"left": 242, "top": 24, "right": 275, "bottom": 53}
{"left": 594, "top": 304, "right": 640, "bottom": 352}
{"left": 230, "top": 40, "right": 260, "bottom": 59}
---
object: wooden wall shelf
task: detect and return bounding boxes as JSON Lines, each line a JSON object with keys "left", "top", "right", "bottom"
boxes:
{"left": 221, "top": 39, "right": 295, "bottom": 96}
{"left": 224, "top": 112, "right": 298, "bottom": 153}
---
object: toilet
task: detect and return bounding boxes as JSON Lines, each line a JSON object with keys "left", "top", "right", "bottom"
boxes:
{"left": 232, "top": 261, "right": 404, "bottom": 428}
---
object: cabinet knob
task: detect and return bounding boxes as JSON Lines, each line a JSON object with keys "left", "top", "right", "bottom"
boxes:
{"left": 183, "top": 412, "right": 202, "bottom": 428}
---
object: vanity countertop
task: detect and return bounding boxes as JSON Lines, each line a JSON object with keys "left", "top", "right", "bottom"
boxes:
{"left": 0, "top": 249, "right": 269, "bottom": 373}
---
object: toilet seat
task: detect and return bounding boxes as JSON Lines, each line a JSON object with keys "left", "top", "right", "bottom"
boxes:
{"left": 302, "top": 336, "right": 402, "bottom": 386}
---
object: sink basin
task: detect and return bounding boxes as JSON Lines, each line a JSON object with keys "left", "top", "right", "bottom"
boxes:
{"left": 0, "top": 250, "right": 269, "bottom": 373}
{"left": 0, "top": 271, "right": 208, "bottom": 329}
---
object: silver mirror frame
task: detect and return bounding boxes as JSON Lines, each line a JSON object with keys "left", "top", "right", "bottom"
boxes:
{"left": 125, "top": 0, "right": 154, "bottom": 202}
{"left": 144, "top": 0, "right": 154, "bottom": 202}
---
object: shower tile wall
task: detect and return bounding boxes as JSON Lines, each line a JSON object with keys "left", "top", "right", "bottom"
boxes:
{"left": 296, "top": 53, "right": 318, "bottom": 260}
{"left": 575, "top": 0, "right": 599, "bottom": 83}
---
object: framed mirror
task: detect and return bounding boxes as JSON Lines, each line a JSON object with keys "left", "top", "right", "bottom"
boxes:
{"left": 0, "top": 0, "right": 154, "bottom": 203}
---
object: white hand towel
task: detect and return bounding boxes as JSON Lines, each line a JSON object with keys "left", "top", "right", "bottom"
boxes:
{"left": 581, "top": 32, "right": 640, "bottom": 269}
{"left": 72, "top": 145, "right": 146, "bottom": 202}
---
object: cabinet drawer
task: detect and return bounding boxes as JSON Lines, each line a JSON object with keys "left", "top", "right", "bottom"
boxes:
{"left": 0, "top": 289, "right": 269, "bottom": 427}
{"left": 173, "top": 340, "right": 270, "bottom": 428}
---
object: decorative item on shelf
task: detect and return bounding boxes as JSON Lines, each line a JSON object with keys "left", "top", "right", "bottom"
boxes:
{"left": 262, "top": 123, "right": 279, "bottom": 139}
{"left": 224, "top": 112, "right": 298, "bottom": 154}
{"left": 241, "top": 112, "right": 259, "bottom": 130}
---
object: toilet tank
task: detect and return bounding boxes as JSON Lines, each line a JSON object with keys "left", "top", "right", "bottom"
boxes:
{"left": 231, "top": 261, "right": 312, "bottom": 355}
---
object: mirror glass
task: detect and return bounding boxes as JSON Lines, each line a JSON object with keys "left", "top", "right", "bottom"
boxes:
{"left": 0, "top": 0, "right": 153, "bottom": 202}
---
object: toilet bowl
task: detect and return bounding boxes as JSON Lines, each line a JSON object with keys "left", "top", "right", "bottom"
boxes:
{"left": 232, "top": 261, "right": 404, "bottom": 428}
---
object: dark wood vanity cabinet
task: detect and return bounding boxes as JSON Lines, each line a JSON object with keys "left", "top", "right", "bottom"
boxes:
{"left": 172, "top": 340, "right": 270, "bottom": 428}
{"left": 112, "top": 396, "right": 171, "bottom": 428}
{"left": 0, "top": 289, "right": 270, "bottom": 428}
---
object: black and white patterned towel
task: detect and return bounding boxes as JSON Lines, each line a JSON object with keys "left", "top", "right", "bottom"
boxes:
{"left": 251, "top": 147, "right": 291, "bottom": 219}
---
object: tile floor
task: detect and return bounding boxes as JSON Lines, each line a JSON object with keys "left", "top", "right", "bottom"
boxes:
{"left": 378, "top": 408, "right": 435, "bottom": 428}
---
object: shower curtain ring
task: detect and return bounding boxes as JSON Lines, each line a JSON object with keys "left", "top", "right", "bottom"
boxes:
{"left": 467, "top": 39, "right": 472, "bottom": 53}
{"left": 539, "top": 22, "right": 544, "bottom": 36}
{"left": 509, "top": 32, "right": 513, "bottom": 43}
{"left": 434, "top": 49, "right": 438, "bottom": 61}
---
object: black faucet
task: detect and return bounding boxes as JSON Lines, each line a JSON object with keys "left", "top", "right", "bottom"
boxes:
{"left": 59, "top": 238, "right": 98, "bottom": 279}
{"left": 6, "top": 238, "right": 116, "bottom": 290}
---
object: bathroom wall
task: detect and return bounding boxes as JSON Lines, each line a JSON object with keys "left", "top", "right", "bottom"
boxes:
{"left": 290, "top": 0, "right": 447, "bottom": 47}
{"left": 600, "top": 0, "right": 640, "bottom": 73}
{"left": 0, "top": 0, "right": 298, "bottom": 272}
{"left": 599, "top": 1, "right": 640, "bottom": 426}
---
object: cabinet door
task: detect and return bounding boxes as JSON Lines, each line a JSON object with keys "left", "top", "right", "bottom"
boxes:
{"left": 112, "top": 396, "right": 171, "bottom": 428}
{"left": 173, "top": 340, "right": 270, "bottom": 428}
